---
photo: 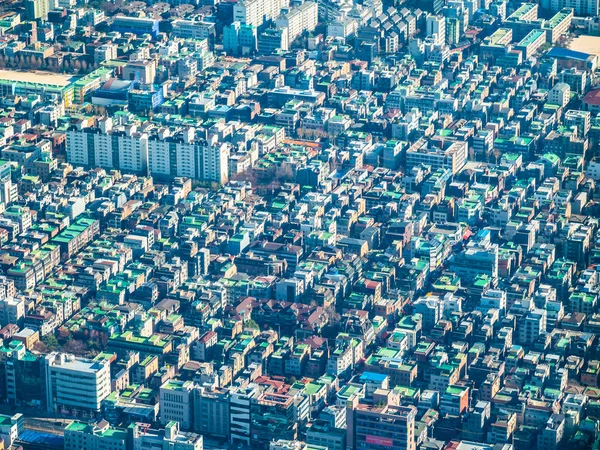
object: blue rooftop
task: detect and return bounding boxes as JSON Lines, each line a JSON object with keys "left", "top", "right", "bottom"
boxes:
{"left": 18, "top": 430, "right": 64, "bottom": 448}
{"left": 359, "top": 371, "right": 388, "bottom": 383}
{"left": 547, "top": 47, "right": 591, "bottom": 62}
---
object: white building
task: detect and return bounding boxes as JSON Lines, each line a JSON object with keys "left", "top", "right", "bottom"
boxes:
{"left": 94, "top": 43, "right": 118, "bottom": 64}
{"left": 43, "top": 353, "right": 111, "bottom": 415}
{"left": 478, "top": 289, "right": 508, "bottom": 317}
{"left": 548, "top": 82, "right": 570, "bottom": 107}
{"left": 547, "top": 0, "right": 597, "bottom": 16}
{"left": 0, "top": 413, "right": 23, "bottom": 447}
{"left": 147, "top": 131, "right": 230, "bottom": 185}
{"left": 66, "top": 123, "right": 229, "bottom": 185}
{"left": 0, "top": 297, "right": 25, "bottom": 327}
{"left": 233, "top": 0, "right": 289, "bottom": 28}
{"left": 426, "top": 14, "right": 446, "bottom": 45}
{"left": 172, "top": 19, "right": 215, "bottom": 40}
{"left": 66, "top": 120, "right": 149, "bottom": 174}
{"left": 275, "top": 2, "right": 318, "bottom": 44}
{"left": 230, "top": 384, "right": 261, "bottom": 445}
{"left": 160, "top": 379, "right": 195, "bottom": 430}
{"left": 406, "top": 139, "right": 468, "bottom": 174}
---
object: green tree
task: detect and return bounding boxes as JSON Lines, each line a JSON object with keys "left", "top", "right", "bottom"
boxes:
{"left": 42, "top": 334, "right": 59, "bottom": 351}
{"left": 245, "top": 319, "right": 260, "bottom": 330}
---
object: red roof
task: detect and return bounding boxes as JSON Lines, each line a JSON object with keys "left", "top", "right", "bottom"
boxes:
{"left": 584, "top": 88, "right": 600, "bottom": 106}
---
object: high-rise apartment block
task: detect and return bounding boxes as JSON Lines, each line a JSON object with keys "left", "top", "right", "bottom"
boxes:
{"left": 66, "top": 119, "right": 230, "bottom": 185}
{"left": 275, "top": 2, "right": 318, "bottom": 45}
{"left": 233, "top": 0, "right": 289, "bottom": 28}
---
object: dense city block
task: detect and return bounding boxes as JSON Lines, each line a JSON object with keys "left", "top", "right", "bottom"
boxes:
{"left": 0, "top": 0, "right": 599, "bottom": 449}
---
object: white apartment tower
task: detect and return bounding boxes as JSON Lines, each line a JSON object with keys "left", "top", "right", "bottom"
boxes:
{"left": 66, "top": 122, "right": 229, "bottom": 185}
{"left": 275, "top": 2, "right": 318, "bottom": 44}
{"left": 234, "top": 0, "right": 290, "bottom": 28}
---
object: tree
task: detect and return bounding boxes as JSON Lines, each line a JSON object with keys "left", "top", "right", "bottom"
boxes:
{"left": 245, "top": 319, "right": 260, "bottom": 330}
{"left": 42, "top": 334, "right": 59, "bottom": 352}
{"left": 63, "top": 339, "right": 87, "bottom": 356}
{"left": 33, "top": 341, "right": 48, "bottom": 353}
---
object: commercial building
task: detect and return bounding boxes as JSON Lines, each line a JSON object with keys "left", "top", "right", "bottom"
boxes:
{"left": 405, "top": 139, "right": 468, "bottom": 174}
{"left": 426, "top": 14, "right": 446, "bottom": 45}
{"left": 159, "top": 379, "right": 195, "bottom": 430}
{"left": 346, "top": 394, "right": 417, "bottom": 450}
{"left": 112, "top": 16, "right": 159, "bottom": 39}
{"left": 224, "top": 22, "right": 258, "bottom": 56}
{"left": 65, "top": 420, "right": 203, "bottom": 450}
{"left": 43, "top": 353, "right": 112, "bottom": 416}
{"left": 230, "top": 384, "right": 261, "bottom": 445}
{"left": 193, "top": 387, "right": 230, "bottom": 439}
{"left": 172, "top": 19, "right": 216, "bottom": 40}
{"left": 0, "top": 70, "right": 76, "bottom": 107}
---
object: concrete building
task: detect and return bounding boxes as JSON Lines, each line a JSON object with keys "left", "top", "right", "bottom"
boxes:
{"left": 43, "top": 353, "right": 111, "bottom": 416}
{"left": 233, "top": 0, "right": 289, "bottom": 28}
{"left": 275, "top": 2, "right": 318, "bottom": 45}
{"left": 405, "top": 139, "right": 468, "bottom": 175}
{"left": 193, "top": 387, "right": 230, "bottom": 439}
{"left": 65, "top": 420, "right": 203, "bottom": 450}
{"left": 223, "top": 22, "right": 258, "bottom": 56}
{"left": 426, "top": 14, "right": 446, "bottom": 45}
{"left": 172, "top": 19, "right": 215, "bottom": 40}
{"left": 0, "top": 297, "right": 25, "bottom": 327}
{"left": 0, "top": 413, "right": 23, "bottom": 447}
{"left": 160, "top": 379, "right": 195, "bottom": 430}
{"left": 346, "top": 395, "right": 417, "bottom": 450}
{"left": 24, "top": 0, "right": 51, "bottom": 20}
{"left": 548, "top": 82, "right": 570, "bottom": 107}
{"left": 546, "top": 0, "right": 597, "bottom": 16}
{"left": 230, "top": 384, "right": 261, "bottom": 445}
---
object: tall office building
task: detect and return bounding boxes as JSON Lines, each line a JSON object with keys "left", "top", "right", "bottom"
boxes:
{"left": 159, "top": 380, "right": 195, "bottom": 430}
{"left": 24, "top": 0, "right": 51, "bottom": 20}
{"left": 346, "top": 394, "right": 417, "bottom": 450}
{"left": 426, "top": 14, "right": 446, "bottom": 45}
{"left": 230, "top": 384, "right": 261, "bottom": 445}
{"left": 193, "top": 387, "right": 230, "bottom": 439}
{"left": 43, "top": 353, "right": 111, "bottom": 416}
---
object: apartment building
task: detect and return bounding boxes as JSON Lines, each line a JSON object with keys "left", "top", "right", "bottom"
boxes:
{"left": 233, "top": 0, "right": 289, "bottom": 28}
{"left": 67, "top": 123, "right": 230, "bottom": 185}
{"left": 275, "top": 2, "right": 318, "bottom": 44}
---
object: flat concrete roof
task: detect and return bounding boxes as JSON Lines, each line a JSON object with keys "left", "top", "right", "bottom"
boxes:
{"left": 0, "top": 70, "right": 78, "bottom": 87}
